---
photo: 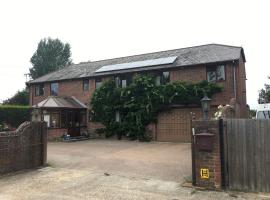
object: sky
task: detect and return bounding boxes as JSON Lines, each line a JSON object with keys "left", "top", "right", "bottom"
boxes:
{"left": 0, "top": 0, "right": 269, "bottom": 109}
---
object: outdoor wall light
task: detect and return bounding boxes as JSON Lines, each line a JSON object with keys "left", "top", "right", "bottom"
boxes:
{"left": 201, "top": 95, "right": 211, "bottom": 120}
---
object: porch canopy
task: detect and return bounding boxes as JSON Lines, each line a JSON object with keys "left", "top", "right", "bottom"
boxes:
{"left": 32, "top": 96, "right": 88, "bottom": 137}
{"left": 32, "top": 96, "right": 87, "bottom": 109}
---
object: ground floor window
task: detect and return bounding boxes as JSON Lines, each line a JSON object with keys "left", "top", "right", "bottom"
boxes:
{"left": 50, "top": 112, "right": 60, "bottom": 128}
{"left": 42, "top": 110, "right": 87, "bottom": 129}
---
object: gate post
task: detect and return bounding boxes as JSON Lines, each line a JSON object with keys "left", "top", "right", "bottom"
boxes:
{"left": 191, "top": 119, "right": 223, "bottom": 190}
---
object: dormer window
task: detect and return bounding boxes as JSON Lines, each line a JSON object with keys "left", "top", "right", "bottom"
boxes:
{"left": 207, "top": 65, "right": 225, "bottom": 82}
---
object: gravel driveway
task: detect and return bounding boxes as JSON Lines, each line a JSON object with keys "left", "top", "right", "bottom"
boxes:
{"left": 0, "top": 139, "right": 268, "bottom": 199}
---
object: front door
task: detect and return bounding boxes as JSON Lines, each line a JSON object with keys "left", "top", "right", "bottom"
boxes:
{"left": 67, "top": 111, "right": 81, "bottom": 137}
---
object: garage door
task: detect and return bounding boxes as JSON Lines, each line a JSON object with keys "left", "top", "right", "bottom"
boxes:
{"left": 157, "top": 108, "right": 201, "bottom": 142}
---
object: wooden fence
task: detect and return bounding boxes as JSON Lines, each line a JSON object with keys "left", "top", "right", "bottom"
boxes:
{"left": 225, "top": 119, "right": 270, "bottom": 192}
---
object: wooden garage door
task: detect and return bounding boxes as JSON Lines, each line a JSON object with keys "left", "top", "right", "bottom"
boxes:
{"left": 157, "top": 108, "right": 201, "bottom": 142}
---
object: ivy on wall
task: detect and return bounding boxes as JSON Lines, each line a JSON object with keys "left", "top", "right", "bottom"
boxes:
{"left": 90, "top": 75, "right": 222, "bottom": 141}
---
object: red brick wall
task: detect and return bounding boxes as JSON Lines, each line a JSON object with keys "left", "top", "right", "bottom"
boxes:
{"left": 30, "top": 63, "right": 246, "bottom": 110}
{"left": 48, "top": 128, "right": 67, "bottom": 140}
{"left": 29, "top": 60, "right": 247, "bottom": 138}
{"left": 192, "top": 120, "right": 222, "bottom": 189}
{"left": 0, "top": 122, "right": 47, "bottom": 175}
{"left": 170, "top": 64, "right": 239, "bottom": 107}
{"left": 237, "top": 55, "right": 248, "bottom": 117}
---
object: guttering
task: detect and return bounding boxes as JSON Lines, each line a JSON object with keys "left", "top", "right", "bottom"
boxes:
{"left": 232, "top": 60, "right": 237, "bottom": 99}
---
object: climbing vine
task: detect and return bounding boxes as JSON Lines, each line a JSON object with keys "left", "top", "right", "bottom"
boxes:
{"left": 90, "top": 74, "right": 222, "bottom": 141}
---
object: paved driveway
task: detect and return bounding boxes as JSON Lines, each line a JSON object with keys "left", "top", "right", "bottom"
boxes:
{"left": 0, "top": 140, "right": 268, "bottom": 199}
{"left": 48, "top": 139, "right": 192, "bottom": 183}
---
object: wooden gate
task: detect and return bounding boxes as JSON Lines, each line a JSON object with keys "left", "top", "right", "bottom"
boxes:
{"left": 226, "top": 119, "right": 270, "bottom": 192}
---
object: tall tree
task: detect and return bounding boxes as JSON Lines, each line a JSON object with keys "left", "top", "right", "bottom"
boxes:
{"left": 29, "top": 38, "right": 72, "bottom": 79}
{"left": 258, "top": 76, "right": 270, "bottom": 104}
{"left": 2, "top": 89, "right": 29, "bottom": 105}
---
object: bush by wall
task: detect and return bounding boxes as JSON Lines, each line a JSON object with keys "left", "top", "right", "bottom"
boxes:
{"left": 0, "top": 105, "right": 30, "bottom": 128}
{"left": 91, "top": 74, "right": 222, "bottom": 141}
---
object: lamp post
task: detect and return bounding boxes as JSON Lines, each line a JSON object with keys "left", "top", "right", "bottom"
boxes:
{"left": 201, "top": 95, "right": 211, "bottom": 120}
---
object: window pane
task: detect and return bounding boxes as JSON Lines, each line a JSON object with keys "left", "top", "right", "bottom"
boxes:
{"left": 61, "top": 111, "right": 67, "bottom": 128}
{"left": 83, "top": 80, "right": 89, "bottom": 91}
{"left": 162, "top": 71, "right": 170, "bottom": 84}
{"left": 51, "top": 83, "right": 58, "bottom": 96}
{"left": 43, "top": 114, "right": 50, "bottom": 127}
{"left": 50, "top": 113, "right": 60, "bottom": 128}
{"left": 115, "top": 111, "right": 120, "bottom": 122}
{"left": 35, "top": 84, "right": 44, "bottom": 96}
{"left": 95, "top": 78, "right": 102, "bottom": 89}
{"left": 122, "top": 79, "right": 127, "bottom": 88}
{"left": 156, "top": 76, "right": 161, "bottom": 86}
{"left": 216, "top": 65, "right": 225, "bottom": 81}
{"left": 207, "top": 71, "right": 216, "bottom": 82}
{"left": 115, "top": 76, "right": 120, "bottom": 88}
{"left": 79, "top": 112, "right": 86, "bottom": 126}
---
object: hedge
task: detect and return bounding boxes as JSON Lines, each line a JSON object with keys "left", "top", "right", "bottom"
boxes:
{"left": 0, "top": 105, "right": 30, "bottom": 128}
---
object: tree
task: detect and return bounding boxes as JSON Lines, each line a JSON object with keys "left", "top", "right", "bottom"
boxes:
{"left": 258, "top": 76, "right": 270, "bottom": 104}
{"left": 29, "top": 38, "right": 72, "bottom": 79}
{"left": 2, "top": 89, "right": 29, "bottom": 105}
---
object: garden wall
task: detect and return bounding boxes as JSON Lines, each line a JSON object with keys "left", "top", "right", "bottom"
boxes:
{"left": 0, "top": 121, "right": 47, "bottom": 175}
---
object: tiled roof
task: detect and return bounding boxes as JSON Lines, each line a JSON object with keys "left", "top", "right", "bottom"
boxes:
{"left": 28, "top": 44, "right": 245, "bottom": 84}
{"left": 32, "top": 96, "right": 87, "bottom": 109}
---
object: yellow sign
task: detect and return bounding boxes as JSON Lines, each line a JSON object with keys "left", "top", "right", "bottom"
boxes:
{"left": 200, "top": 168, "right": 209, "bottom": 179}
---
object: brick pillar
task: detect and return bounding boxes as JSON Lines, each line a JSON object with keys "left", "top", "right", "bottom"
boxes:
{"left": 192, "top": 120, "right": 222, "bottom": 189}
{"left": 41, "top": 122, "right": 47, "bottom": 165}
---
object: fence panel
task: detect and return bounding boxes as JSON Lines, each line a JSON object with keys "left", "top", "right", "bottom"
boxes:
{"left": 226, "top": 119, "right": 270, "bottom": 192}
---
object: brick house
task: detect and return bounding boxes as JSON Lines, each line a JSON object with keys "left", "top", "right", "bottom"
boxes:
{"left": 27, "top": 44, "right": 248, "bottom": 142}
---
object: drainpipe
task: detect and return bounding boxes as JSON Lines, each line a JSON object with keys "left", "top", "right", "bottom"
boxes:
{"left": 232, "top": 61, "right": 237, "bottom": 99}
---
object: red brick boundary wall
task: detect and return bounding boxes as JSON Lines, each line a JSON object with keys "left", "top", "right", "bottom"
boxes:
{"left": 192, "top": 120, "right": 222, "bottom": 189}
{"left": 0, "top": 121, "right": 47, "bottom": 175}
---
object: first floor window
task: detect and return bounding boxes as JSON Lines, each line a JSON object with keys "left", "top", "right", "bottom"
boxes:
{"left": 114, "top": 75, "right": 132, "bottom": 88}
{"left": 162, "top": 71, "right": 170, "bottom": 84}
{"left": 83, "top": 79, "right": 89, "bottom": 91}
{"left": 50, "top": 82, "right": 59, "bottom": 96}
{"left": 95, "top": 78, "right": 102, "bottom": 89}
{"left": 154, "top": 71, "right": 170, "bottom": 85}
{"left": 35, "top": 84, "right": 44, "bottom": 96}
{"left": 207, "top": 65, "right": 225, "bottom": 82}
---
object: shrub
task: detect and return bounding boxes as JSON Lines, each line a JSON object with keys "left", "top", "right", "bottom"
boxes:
{"left": 0, "top": 105, "right": 30, "bottom": 128}
{"left": 91, "top": 74, "right": 222, "bottom": 141}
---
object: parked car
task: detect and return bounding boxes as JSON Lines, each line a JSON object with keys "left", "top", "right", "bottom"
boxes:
{"left": 256, "top": 103, "right": 270, "bottom": 119}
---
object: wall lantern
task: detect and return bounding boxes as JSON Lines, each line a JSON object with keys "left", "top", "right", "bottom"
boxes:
{"left": 201, "top": 95, "right": 211, "bottom": 120}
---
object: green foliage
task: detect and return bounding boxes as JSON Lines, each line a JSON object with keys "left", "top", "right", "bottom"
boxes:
{"left": 249, "top": 109, "right": 257, "bottom": 118}
{"left": 258, "top": 76, "right": 270, "bottom": 104}
{"left": 91, "top": 75, "right": 222, "bottom": 141}
{"left": 2, "top": 88, "right": 29, "bottom": 105}
{"left": 0, "top": 105, "right": 30, "bottom": 128}
{"left": 29, "top": 38, "right": 72, "bottom": 79}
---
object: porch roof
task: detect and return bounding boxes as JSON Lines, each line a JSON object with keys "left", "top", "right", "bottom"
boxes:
{"left": 32, "top": 96, "right": 88, "bottom": 109}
